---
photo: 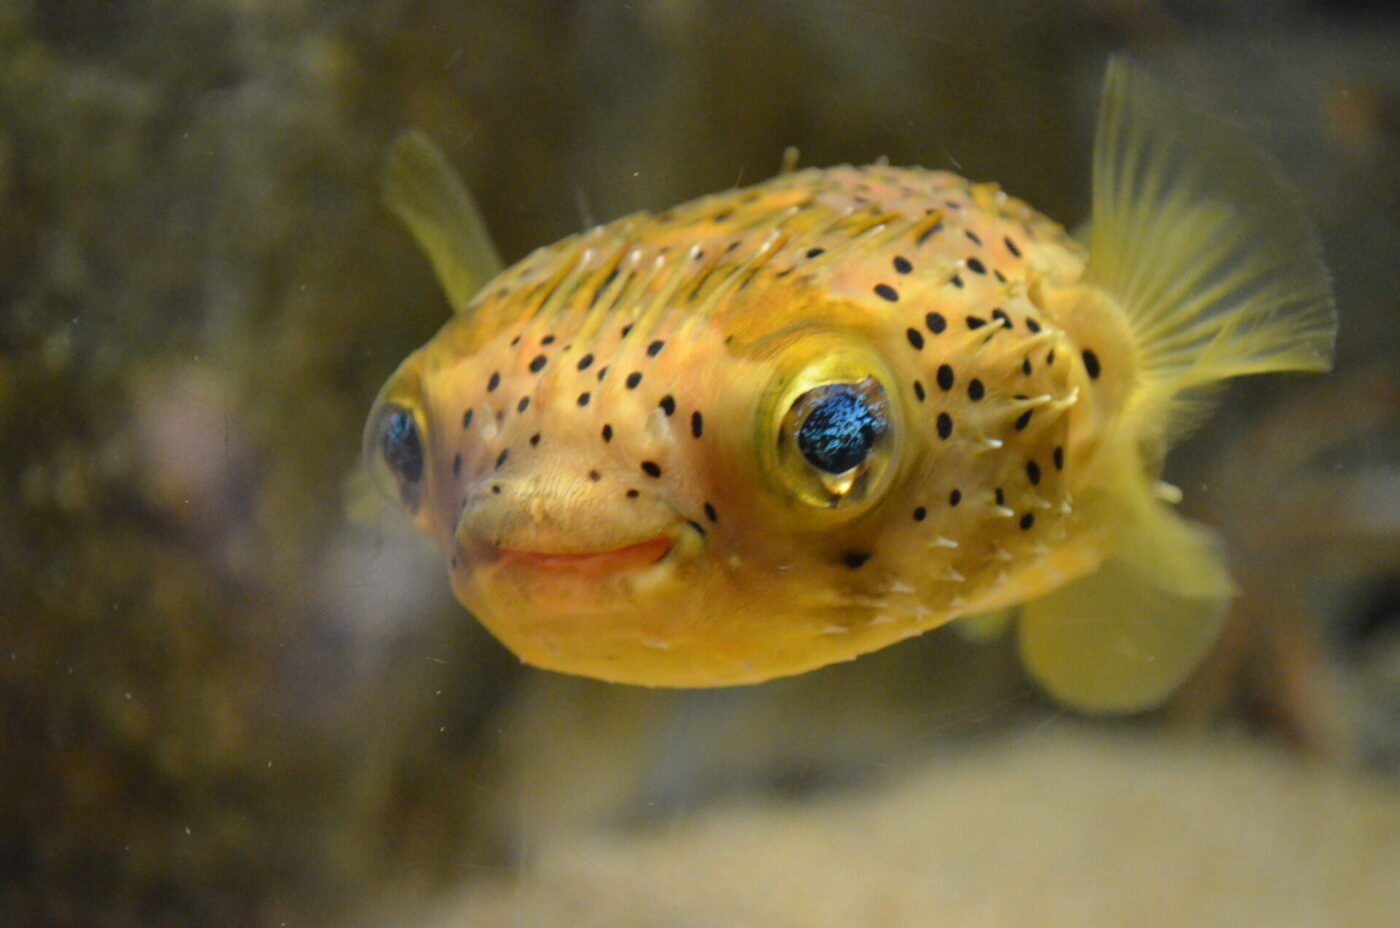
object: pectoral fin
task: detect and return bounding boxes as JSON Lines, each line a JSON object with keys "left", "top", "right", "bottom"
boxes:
{"left": 1018, "top": 486, "right": 1234, "bottom": 714}
{"left": 383, "top": 130, "right": 503, "bottom": 314}
{"left": 952, "top": 607, "right": 1016, "bottom": 644}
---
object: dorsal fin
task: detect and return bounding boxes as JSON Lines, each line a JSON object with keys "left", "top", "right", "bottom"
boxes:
{"left": 1085, "top": 58, "right": 1336, "bottom": 444}
{"left": 383, "top": 130, "right": 504, "bottom": 314}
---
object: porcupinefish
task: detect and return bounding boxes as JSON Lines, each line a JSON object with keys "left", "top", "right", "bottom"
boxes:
{"left": 365, "top": 60, "right": 1335, "bottom": 712}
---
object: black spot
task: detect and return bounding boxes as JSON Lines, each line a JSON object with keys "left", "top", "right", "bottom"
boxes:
{"left": 530, "top": 433, "right": 541, "bottom": 447}
{"left": 806, "top": 247, "right": 825, "bottom": 258}
{"left": 462, "top": 408, "right": 473, "bottom": 429}
{"left": 1022, "top": 357, "right": 1032, "bottom": 376}
{"left": 659, "top": 395, "right": 676, "bottom": 416}
{"left": 517, "top": 396, "right": 530, "bottom": 413}
{"left": 1004, "top": 235, "right": 1022, "bottom": 257}
{"left": 687, "top": 519, "right": 706, "bottom": 537}
{"left": 1053, "top": 446, "right": 1064, "bottom": 471}
{"left": 602, "top": 424, "right": 613, "bottom": 442}
{"left": 993, "top": 269, "right": 1006, "bottom": 284}
{"left": 966, "top": 316, "right": 987, "bottom": 330}
{"left": 966, "top": 257, "right": 987, "bottom": 275}
{"left": 647, "top": 339, "right": 665, "bottom": 357}
{"left": 1026, "top": 317, "right": 1041, "bottom": 333}
{"left": 691, "top": 411, "right": 704, "bottom": 438}
{"left": 621, "top": 323, "right": 633, "bottom": 338}
{"left": 937, "top": 364, "right": 954, "bottom": 391}
{"left": 1027, "top": 461, "right": 1041, "bottom": 485}
{"left": 626, "top": 371, "right": 643, "bottom": 389}
{"left": 597, "top": 365, "right": 609, "bottom": 381}
{"left": 588, "top": 470, "right": 601, "bottom": 481}
{"left": 452, "top": 453, "right": 462, "bottom": 477}
{"left": 626, "top": 488, "right": 639, "bottom": 499}
{"left": 926, "top": 312, "right": 947, "bottom": 334}
{"left": 874, "top": 283, "right": 899, "bottom": 302}
{"left": 949, "top": 275, "right": 964, "bottom": 289}
{"left": 991, "top": 308, "right": 1011, "bottom": 329}
{"left": 968, "top": 378, "right": 984, "bottom": 401}
{"left": 1082, "top": 349, "right": 1101, "bottom": 379}
{"left": 1046, "top": 350, "right": 1055, "bottom": 366}
{"left": 965, "top": 229, "right": 982, "bottom": 246}
{"left": 491, "top": 484, "right": 501, "bottom": 495}
{"left": 949, "top": 488, "right": 962, "bottom": 506}
{"left": 893, "top": 255, "right": 913, "bottom": 275}
{"left": 842, "top": 551, "right": 872, "bottom": 569}
{"left": 1020, "top": 513, "right": 1035, "bottom": 531}
{"left": 913, "top": 380, "right": 926, "bottom": 402}
{"left": 937, "top": 412, "right": 953, "bottom": 440}
{"left": 906, "top": 328, "right": 925, "bottom": 350}
{"left": 541, "top": 334, "right": 556, "bottom": 345}
{"left": 487, "top": 372, "right": 500, "bottom": 392}
{"left": 495, "top": 449, "right": 509, "bottom": 469}
{"left": 577, "top": 392, "right": 591, "bottom": 406}
{"left": 1014, "top": 410, "right": 1032, "bottom": 431}
{"left": 509, "top": 335, "right": 521, "bottom": 347}
{"left": 917, "top": 221, "right": 943, "bottom": 245}
{"left": 995, "top": 487, "right": 1005, "bottom": 506}
{"left": 641, "top": 461, "right": 662, "bottom": 478}
{"left": 577, "top": 353, "right": 594, "bottom": 371}
{"left": 704, "top": 501, "right": 718, "bottom": 523}
{"left": 913, "top": 506, "right": 927, "bottom": 522}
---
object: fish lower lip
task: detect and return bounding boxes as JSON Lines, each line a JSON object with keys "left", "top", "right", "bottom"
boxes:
{"left": 495, "top": 536, "right": 674, "bottom": 574}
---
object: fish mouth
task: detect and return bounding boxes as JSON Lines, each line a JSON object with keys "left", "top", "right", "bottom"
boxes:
{"left": 493, "top": 535, "right": 675, "bottom": 576}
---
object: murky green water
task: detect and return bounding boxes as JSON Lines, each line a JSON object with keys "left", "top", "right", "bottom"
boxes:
{"left": 3, "top": 2, "right": 1397, "bottom": 926}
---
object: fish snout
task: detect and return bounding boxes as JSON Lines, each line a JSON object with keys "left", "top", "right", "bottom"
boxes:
{"left": 457, "top": 474, "right": 678, "bottom": 557}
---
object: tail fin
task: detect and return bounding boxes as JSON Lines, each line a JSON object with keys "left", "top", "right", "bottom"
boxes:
{"left": 1085, "top": 58, "right": 1335, "bottom": 444}
{"left": 1017, "top": 59, "right": 1336, "bottom": 714}
{"left": 383, "top": 130, "right": 504, "bottom": 315}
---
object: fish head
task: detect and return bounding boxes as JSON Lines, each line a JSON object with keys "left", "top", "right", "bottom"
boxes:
{"left": 363, "top": 280, "right": 969, "bottom": 686}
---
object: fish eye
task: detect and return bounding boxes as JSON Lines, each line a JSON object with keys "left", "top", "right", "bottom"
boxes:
{"left": 796, "top": 385, "right": 885, "bottom": 474}
{"left": 774, "top": 375, "right": 895, "bottom": 511}
{"left": 365, "top": 400, "right": 428, "bottom": 513}
{"left": 380, "top": 405, "right": 424, "bottom": 484}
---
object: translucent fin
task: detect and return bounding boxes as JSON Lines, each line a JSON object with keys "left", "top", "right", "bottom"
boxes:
{"left": 952, "top": 607, "right": 1015, "bottom": 644}
{"left": 343, "top": 460, "right": 392, "bottom": 525}
{"left": 383, "top": 130, "right": 504, "bottom": 314}
{"left": 1086, "top": 58, "right": 1336, "bottom": 443}
{"left": 1017, "top": 480, "right": 1234, "bottom": 714}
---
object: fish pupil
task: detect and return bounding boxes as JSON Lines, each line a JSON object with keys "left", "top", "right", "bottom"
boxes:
{"left": 380, "top": 406, "right": 424, "bottom": 484}
{"left": 797, "top": 389, "right": 882, "bottom": 474}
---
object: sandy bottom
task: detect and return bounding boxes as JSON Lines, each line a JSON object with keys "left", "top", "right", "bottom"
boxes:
{"left": 420, "top": 725, "right": 1399, "bottom": 928}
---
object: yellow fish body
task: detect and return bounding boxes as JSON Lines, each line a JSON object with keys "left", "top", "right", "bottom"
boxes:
{"left": 366, "top": 61, "right": 1335, "bottom": 712}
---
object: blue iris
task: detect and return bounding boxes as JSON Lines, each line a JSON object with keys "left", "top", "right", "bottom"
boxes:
{"left": 380, "top": 406, "right": 424, "bottom": 484}
{"left": 797, "top": 388, "right": 882, "bottom": 474}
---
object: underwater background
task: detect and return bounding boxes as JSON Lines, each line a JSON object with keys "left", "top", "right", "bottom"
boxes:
{"left": 2, "top": 1, "right": 1397, "bottom": 925}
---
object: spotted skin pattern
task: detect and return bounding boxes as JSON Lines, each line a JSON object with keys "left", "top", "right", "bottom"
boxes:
{"left": 371, "top": 163, "right": 1113, "bottom": 686}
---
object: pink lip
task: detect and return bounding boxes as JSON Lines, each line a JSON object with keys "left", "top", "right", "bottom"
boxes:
{"left": 493, "top": 536, "right": 674, "bottom": 576}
